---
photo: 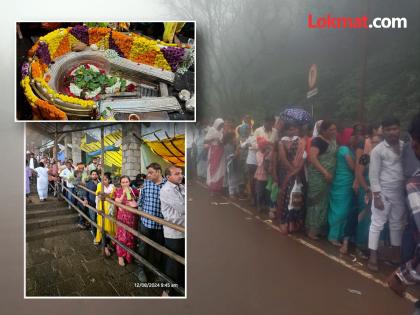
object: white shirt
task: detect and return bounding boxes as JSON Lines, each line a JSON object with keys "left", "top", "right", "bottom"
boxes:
{"left": 160, "top": 181, "right": 185, "bottom": 239}
{"left": 241, "top": 135, "right": 257, "bottom": 165}
{"left": 29, "top": 158, "right": 35, "bottom": 170}
{"left": 369, "top": 139, "right": 404, "bottom": 192}
{"left": 59, "top": 168, "right": 75, "bottom": 188}
{"left": 254, "top": 126, "right": 279, "bottom": 144}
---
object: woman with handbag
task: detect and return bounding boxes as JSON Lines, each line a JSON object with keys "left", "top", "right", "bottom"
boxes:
{"left": 114, "top": 176, "right": 139, "bottom": 266}
{"left": 95, "top": 172, "right": 116, "bottom": 256}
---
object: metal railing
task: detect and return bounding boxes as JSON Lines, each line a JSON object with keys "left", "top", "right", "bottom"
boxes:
{"left": 57, "top": 181, "right": 185, "bottom": 295}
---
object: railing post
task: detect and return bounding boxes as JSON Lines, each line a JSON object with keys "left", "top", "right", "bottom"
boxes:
{"left": 100, "top": 126, "right": 106, "bottom": 256}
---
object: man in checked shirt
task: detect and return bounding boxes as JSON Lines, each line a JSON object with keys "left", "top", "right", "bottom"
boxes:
{"left": 137, "top": 163, "right": 166, "bottom": 282}
{"left": 388, "top": 112, "right": 420, "bottom": 301}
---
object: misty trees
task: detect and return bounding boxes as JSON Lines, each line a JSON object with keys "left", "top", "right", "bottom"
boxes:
{"left": 165, "top": 0, "right": 420, "bottom": 127}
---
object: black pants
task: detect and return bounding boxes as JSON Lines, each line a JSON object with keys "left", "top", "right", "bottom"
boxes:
{"left": 255, "top": 180, "right": 268, "bottom": 211}
{"left": 138, "top": 223, "right": 165, "bottom": 270}
{"left": 165, "top": 238, "right": 185, "bottom": 290}
{"left": 247, "top": 164, "right": 257, "bottom": 201}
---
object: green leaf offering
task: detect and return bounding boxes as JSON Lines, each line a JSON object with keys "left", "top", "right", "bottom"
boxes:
{"left": 125, "top": 189, "right": 132, "bottom": 201}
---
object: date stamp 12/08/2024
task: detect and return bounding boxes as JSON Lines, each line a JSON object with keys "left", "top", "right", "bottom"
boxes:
{"left": 134, "top": 282, "right": 179, "bottom": 289}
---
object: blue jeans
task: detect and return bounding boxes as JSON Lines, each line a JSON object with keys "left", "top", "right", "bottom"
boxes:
{"left": 88, "top": 200, "right": 97, "bottom": 234}
{"left": 66, "top": 187, "right": 75, "bottom": 205}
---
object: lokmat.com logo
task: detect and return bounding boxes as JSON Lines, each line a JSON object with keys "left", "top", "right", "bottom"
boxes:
{"left": 308, "top": 13, "right": 407, "bottom": 29}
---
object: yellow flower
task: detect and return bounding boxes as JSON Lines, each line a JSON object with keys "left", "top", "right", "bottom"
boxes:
{"left": 39, "top": 28, "right": 68, "bottom": 59}
{"left": 34, "top": 77, "right": 95, "bottom": 108}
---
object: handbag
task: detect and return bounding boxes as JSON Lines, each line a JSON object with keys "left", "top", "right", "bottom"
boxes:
{"left": 288, "top": 180, "right": 304, "bottom": 211}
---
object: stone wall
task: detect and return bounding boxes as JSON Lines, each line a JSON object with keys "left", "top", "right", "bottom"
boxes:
{"left": 121, "top": 124, "right": 142, "bottom": 179}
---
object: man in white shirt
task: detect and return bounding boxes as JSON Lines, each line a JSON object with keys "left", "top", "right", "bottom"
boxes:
{"left": 368, "top": 116, "right": 406, "bottom": 271}
{"left": 59, "top": 161, "right": 75, "bottom": 209}
{"left": 160, "top": 165, "right": 185, "bottom": 295}
{"left": 254, "top": 115, "right": 278, "bottom": 144}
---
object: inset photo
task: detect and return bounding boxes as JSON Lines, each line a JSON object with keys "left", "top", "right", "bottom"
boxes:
{"left": 25, "top": 122, "right": 186, "bottom": 297}
{"left": 17, "top": 22, "right": 195, "bottom": 121}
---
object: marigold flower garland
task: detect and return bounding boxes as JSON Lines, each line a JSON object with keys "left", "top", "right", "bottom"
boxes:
{"left": 20, "top": 76, "right": 67, "bottom": 120}
{"left": 23, "top": 25, "right": 189, "bottom": 119}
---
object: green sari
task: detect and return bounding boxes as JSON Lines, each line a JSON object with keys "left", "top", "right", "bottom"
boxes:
{"left": 305, "top": 139, "right": 337, "bottom": 235}
{"left": 328, "top": 146, "right": 355, "bottom": 242}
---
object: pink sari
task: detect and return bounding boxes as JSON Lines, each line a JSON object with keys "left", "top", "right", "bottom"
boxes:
{"left": 115, "top": 187, "right": 139, "bottom": 264}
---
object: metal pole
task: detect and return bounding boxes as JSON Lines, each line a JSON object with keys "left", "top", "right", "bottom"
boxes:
{"left": 100, "top": 126, "right": 106, "bottom": 256}
{"left": 54, "top": 122, "right": 58, "bottom": 161}
{"left": 358, "top": 0, "right": 370, "bottom": 124}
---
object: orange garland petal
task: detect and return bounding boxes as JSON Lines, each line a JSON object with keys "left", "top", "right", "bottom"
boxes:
{"left": 88, "top": 27, "right": 111, "bottom": 45}
{"left": 111, "top": 31, "right": 133, "bottom": 58}
{"left": 53, "top": 34, "right": 70, "bottom": 59}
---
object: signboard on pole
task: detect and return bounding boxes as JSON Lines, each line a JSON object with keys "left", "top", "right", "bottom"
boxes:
{"left": 307, "top": 64, "right": 318, "bottom": 99}
{"left": 308, "top": 64, "right": 317, "bottom": 89}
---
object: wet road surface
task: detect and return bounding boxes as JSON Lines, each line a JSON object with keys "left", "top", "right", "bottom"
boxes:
{"left": 186, "top": 181, "right": 414, "bottom": 315}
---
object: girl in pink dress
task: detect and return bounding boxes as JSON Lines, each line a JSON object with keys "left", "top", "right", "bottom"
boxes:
{"left": 114, "top": 176, "right": 139, "bottom": 266}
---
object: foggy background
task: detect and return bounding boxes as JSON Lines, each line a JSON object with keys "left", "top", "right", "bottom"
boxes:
{"left": 160, "top": 0, "right": 420, "bottom": 127}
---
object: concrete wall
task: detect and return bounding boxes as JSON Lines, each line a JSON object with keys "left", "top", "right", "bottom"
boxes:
{"left": 121, "top": 124, "right": 142, "bottom": 179}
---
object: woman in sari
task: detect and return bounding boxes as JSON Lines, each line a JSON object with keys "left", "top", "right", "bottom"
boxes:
{"left": 205, "top": 118, "right": 225, "bottom": 195}
{"left": 95, "top": 172, "right": 116, "bottom": 256}
{"left": 224, "top": 120, "right": 243, "bottom": 199}
{"left": 25, "top": 160, "right": 32, "bottom": 199}
{"left": 328, "top": 134, "right": 358, "bottom": 246}
{"left": 305, "top": 120, "right": 337, "bottom": 239}
{"left": 340, "top": 134, "right": 383, "bottom": 256}
{"left": 277, "top": 122, "right": 306, "bottom": 234}
{"left": 114, "top": 176, "right": 139, "bottom": 266}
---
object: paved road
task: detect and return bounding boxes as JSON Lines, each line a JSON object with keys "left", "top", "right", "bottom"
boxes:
{"left": 185, "top": 181, "right": 414, "bottom": 315}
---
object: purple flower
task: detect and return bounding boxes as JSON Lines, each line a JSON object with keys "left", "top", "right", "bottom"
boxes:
{"left": 70, "top": 24, "right": 89, "bottom": 44}
{"left": 109, "top": 32, "right": 124, "bottom": 57}
{"left": 36, "top": 41, "right": 51, "bottom": 65}
{"left": 21, "top": 62, "right": 30, "bottom": 79}
{"left": 161, "top": 46, "right": 185, "bottom": 71}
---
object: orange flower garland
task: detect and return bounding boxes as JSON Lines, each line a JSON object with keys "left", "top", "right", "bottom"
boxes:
{"left": 21, "top": 76, "right": 67, "bottom": 120}
{"left": 27, "top": 41, "right": 39, "bottom": 58}
{"left": 53, "top": 34, "right": 70, "bottom": 59}
{"left": 110, "top": 31, "right": 133, "bottom": 57}
{"left": 30, "top": 60, "right": 44, "bottom": 79}
{"left": 35, "top": 99, "right": 67, "bottom": 120}
{"left": 23, "top": 25, "right": 186, "bottom": 120}
{"left": 88, "top": 27, "right": 111, "bottom": 45}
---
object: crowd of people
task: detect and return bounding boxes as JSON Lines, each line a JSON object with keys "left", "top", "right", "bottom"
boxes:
{"left": 25, "top": 155, "right": 185, "bottom": 295}
{"left": 188, "top": 109, "right": 420, "bottom": 296}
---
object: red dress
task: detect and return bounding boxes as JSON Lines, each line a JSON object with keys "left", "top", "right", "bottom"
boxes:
{"left": 115, "top": 187, "right": 139, "bottom": 263}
